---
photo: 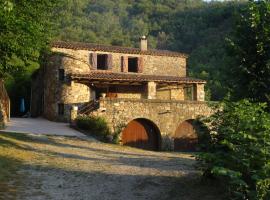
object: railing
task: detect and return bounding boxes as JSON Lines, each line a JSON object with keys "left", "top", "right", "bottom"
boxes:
{"left": 78, "top": 100, "right": 99, "bottom": 115}
{"left": 0, "top": 79, "right": 10, "bottom": 121}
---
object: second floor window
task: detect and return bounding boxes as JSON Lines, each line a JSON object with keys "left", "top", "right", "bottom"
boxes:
{"left": 128, "top": 57, "right": 138, "bottom": 72}
{"left": 121, "top": 56, "right": 143, "bottom": 73}
{"left": 91, "top": 53, "right": 112, "bottom": 70}
{"left": 97, "top": 54, "right": 108, "bottom": 70}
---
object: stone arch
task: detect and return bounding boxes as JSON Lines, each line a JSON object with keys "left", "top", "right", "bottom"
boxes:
{"left": 173, "top": 119, "right": 207, "bottom": 151}
{"left": 121, "top": 118, "right": 161, "bottom": 151}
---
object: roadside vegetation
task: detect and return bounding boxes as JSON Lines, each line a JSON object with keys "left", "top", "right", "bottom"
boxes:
{"left": 197, "top": 1, "right": 270, "bottom": 199}
{"left": 197, "top": 100, "right": 270, "bottom": 199}
{"left": 75, "top": 115, "right": 125, "bottom": 144}
{"left": 75, "top": 115, "right": 111, "bottom": 141}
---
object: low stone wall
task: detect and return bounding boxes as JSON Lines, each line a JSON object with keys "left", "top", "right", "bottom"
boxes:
{"left": 91, "top": 98, "right": 213, "bottom": 150}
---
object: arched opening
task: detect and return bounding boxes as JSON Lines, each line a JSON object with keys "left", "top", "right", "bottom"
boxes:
{"left": 122, "top": 118, "right": 161, "bottom": 151}
{"left": 173, "top": 119, "right": 206, "bottom": 151}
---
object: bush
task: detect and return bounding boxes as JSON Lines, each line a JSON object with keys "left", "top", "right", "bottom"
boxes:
{"left": 111, "top": 123, "right": 126, "bottom": 144}
{"left": 75, "top": 115, "right": 111, "bottom": 140}
{"left": 197, "top": 100, "right": 270, "bottom": 200}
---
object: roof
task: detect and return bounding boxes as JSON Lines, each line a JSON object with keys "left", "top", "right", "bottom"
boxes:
{"left": 51, "top": 41, "right": 188, "bottom": 58}
{"left": 69, "top": 71, "right": 206, "bottom": 84}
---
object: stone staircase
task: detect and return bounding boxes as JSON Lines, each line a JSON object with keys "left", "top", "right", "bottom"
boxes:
{"left": 78, "top": 100, "right": 100, "bottom": 115}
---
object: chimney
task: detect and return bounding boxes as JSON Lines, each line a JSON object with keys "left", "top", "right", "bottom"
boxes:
{"left": 140, "top": 35, "right": 147, "bottom": 51}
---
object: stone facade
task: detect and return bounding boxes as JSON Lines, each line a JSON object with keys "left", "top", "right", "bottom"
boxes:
{"left": 92, "top": 98, "right": 213, "bottom": 150}
{"left": 31, "top": 39, "right": 210, "bottom": 149}
{"left": 32, "top": 40, "right": 196, "bottom": 121}
{"left": 52, "top": 47, "right": 187, "bottom": 77}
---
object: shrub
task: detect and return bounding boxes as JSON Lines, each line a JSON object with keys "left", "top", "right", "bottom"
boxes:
{"left": 75, "top": 115, "right": 111, "bottom": 140}
{"left": 111, "top": 123, "right": 126, "bottom": 144}
{"left": 197, "top": 100, "right": 270, "bottom": 200}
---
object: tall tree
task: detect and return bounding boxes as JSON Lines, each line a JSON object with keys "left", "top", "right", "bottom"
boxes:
{"left": 0, "top": 0, "right": 62, "bottom": 77}
{"left": 227, "top": 0, "right": 270, "bottom": 105}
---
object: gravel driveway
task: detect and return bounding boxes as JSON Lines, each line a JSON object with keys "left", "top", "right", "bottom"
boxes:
{"left": 1, "top": 133, "right": 224, "bottom": 200}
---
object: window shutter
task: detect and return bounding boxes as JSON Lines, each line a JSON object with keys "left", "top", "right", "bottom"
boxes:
{"left": 107, "top": 54, "right": 113, "bottom": 70}
{"left": 138, "top": 57, "right": 143, "bottom": 73}
{"left": 121, "top": 56, "right": 128, "bottom": 72}
{"left": 91, "top": 53, "right": 97, "bottom": 69}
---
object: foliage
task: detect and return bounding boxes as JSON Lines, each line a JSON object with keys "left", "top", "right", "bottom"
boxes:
{"left": 111, "top": 123, "right": 126, "bottom": 144}
{"left": 75, "top": 115, "right": 111, "bottom": 140}
{"left": 0, "top": 0, "right": 63, "bottom": 115}
{"left": 227, "top": 0, "right": 270, "bottom": 106}
{"left": 0, "top": 0, "right": 62, "bottom": 77}
{"left": 197, "top": 100, "right": 270, "bottom": 199}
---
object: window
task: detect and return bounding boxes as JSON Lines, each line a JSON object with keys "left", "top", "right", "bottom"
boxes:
{"left": 97, "top": 54, "right": 108, "bottom": 70}
{"left": 58, "top": 104, "right": 64, "bottom": 116}
{"left": 128, "top": 57, "right": 138, "bottom": 72}
{"left": 58, "top": 69, "right": 65, "bottom": 81}
{"left": 184, "top": 85, "right": 195, "bottom": 101}
{"left": 91, "top": 53, "right": 113, "bottom": 70}
{"left": 121, "top": 56, "right": 143, "bottom": 73}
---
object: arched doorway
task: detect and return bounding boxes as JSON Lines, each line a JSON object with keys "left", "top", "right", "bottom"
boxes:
{"left": 173, "top": 119, "right": 203, "bottom": 151}
{"left": 122, "top": 118, "right": 160, "bottom": 151}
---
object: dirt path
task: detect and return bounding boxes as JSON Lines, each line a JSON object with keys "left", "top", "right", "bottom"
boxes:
{"left": 1, "top": 133, "right": 224, "bottom": 200}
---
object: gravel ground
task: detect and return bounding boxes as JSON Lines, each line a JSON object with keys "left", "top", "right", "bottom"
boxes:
{"left": 1, "top": 133, "right": 224, "bottom": 200}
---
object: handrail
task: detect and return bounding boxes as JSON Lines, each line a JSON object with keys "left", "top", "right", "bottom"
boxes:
{"left": 78, "top": 100, "right": 99, "bottom": 115}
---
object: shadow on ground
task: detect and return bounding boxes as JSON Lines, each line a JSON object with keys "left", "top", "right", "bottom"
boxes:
{"left": 0, "top": 132, "right": 227, "bottom": 200}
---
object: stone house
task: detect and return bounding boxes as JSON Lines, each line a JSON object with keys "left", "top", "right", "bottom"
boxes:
{"left": 31, "top": 37, "right": 212, "bottom": 151}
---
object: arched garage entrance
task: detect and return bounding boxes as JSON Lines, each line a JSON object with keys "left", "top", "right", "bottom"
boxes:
{"left": 173, "top": 119, "right": 203, "bottom": 151}
{"left": 122, "top": 118, "right": 160, "bottom": 151}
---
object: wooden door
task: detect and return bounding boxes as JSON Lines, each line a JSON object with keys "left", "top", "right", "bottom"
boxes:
{"left": 122, "top": 119, "right": 159, "bottom": 151}
{"left": 174, "top": 120, "right": 198, "bottom": 151}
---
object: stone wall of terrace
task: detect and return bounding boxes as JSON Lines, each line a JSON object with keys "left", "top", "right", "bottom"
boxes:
{"left": 91, "top": 98, "right": 213, "bottom": 150}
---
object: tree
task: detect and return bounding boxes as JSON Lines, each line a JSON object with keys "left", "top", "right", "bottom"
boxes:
{"left": 0, "top": 0, "right": 62, "bottom": 77}
{"left": 227, "top": 0, "right": 270, "bottom": 105}
{"left": 198, "top": 100, "right": 270, "bottom": 199}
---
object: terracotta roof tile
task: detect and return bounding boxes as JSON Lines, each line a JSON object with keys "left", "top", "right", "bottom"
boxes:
{"left": 52, "top": 41, "right": 188, "bottom": 58}
{"left": 69, "top": 71, "right": 206, "bottom": 84}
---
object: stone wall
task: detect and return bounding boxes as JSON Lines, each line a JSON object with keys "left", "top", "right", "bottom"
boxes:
{"left": 91, "top": 98, "right": 213, "bottom": 150}
{"left": 156, "top": 85, "right": 185, "bottom": 100}
{"left": 40, "top": 54, "right": 91, "bottom": 122}
{"left": 52, "top": 47, "right": 186, "bottom": 77}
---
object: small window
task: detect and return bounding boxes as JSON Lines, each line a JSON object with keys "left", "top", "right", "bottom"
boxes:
{"left": 128, "top": 57, "right": 138, "bottom": 72}
{"left": 58, "top": 104, "right": 64, "bottom": 115}
{"left": 58, "top": 69, "right": 65, "bottom": 81}
{"left": 184, "top": 85, "right": 195, "bottom": 101}
{"left": 97, "top": 54, "right": 108, "bottom": 70}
